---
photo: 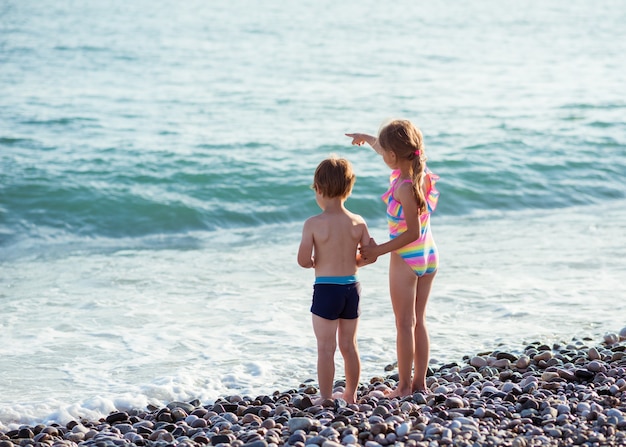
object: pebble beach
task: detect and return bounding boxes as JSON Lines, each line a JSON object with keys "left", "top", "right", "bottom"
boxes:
{"left": 3, "top": 329, "right": 625, "bottom": 447}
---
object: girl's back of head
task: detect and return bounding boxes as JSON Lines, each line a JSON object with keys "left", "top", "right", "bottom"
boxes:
{"left": 378, "top": 119, "right": 423, "bottom": 158}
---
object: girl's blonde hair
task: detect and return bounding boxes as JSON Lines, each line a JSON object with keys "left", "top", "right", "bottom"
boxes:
{"left": 378, "top": 119, "right": 427, "bottom": 213}
{"left": 313, "top": 155, "right": 356, "bottom": 199}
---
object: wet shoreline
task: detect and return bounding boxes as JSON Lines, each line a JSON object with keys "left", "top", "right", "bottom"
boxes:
{"left": 2, "top": 330, "right": 625, "bottom": 447}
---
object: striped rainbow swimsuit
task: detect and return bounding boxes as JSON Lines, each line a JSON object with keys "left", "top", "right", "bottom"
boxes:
{"left": 382, "top": 167, "right": 440, "bottom": 276}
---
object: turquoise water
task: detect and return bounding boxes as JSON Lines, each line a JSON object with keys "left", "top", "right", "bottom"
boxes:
{"left": 1, "top": 0, "right": 626, "bottom": 429}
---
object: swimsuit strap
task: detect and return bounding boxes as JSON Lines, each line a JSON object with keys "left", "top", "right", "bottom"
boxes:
{"left": 391, "top": 172, "right": 412, "bottom": 194}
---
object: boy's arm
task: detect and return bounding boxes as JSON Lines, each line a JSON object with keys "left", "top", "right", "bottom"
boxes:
{"left": 346, "top": 133, "right": 384, "bottom": 155}
{"left": 297, "top": 220, "right": 315, "bottom": 268}
{"left": 356, "top": 221, "right": 376, "bottom": 267}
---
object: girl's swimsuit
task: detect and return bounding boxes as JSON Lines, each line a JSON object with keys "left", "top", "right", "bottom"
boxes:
{"left": 382, "top": 167, "right": 440, "bottom": 277}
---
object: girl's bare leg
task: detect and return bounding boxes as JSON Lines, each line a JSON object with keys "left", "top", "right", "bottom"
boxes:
{"left": 386, "top": 253, "right": 418, "bottom": 398}
{"left": 337, "top": 317, "right": 360, "bottom": 404}
{"left": 412, "top": 271, "right": 436, "bottom": 392}
{"left": 312, "top": 314, "right": 338, "bottom": 400}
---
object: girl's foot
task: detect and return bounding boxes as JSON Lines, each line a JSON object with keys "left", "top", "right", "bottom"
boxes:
{"left": 383, "top": 386, "right": 412, "bottom": 399}
{"left": 367, "top": 389, "right": 387, "bottom": 399}
{"left": 367, "top": 383, "right": 392, "bottom": 398}
{"left": 412, "top": 388, "right": 430, "bottom": 395}
{"left": 313, "top": 396, "right": 334, "bottom": 406}
{"left": 337, "top": 391, "right": 356, "bottom": 405}
{"left": 412, "top": 383, "right": 429, "bottom": 394}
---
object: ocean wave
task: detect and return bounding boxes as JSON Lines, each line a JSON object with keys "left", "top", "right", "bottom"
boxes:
{"left": 1, "top": 144, "right": 625, "bottom": 246}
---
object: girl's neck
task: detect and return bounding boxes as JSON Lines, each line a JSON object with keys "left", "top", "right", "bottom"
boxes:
{"left": 396, "top": 161, "right": 412, "bottom": 179}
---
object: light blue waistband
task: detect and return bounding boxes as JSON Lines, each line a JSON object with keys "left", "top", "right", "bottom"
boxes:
{"left": 315, "top": 275, "right": 359, "bottom": 285}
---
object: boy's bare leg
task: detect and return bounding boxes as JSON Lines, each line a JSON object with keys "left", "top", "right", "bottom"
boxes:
{"left": 337, "top": 317, "right": 360, "bottom": 404}
{"left": 312, "top": 314, "right": 339, "bottom": 401}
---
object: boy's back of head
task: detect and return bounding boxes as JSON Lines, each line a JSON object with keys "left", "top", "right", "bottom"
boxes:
{"left": 314, "top": 156, "right": 356, "bottom": 199}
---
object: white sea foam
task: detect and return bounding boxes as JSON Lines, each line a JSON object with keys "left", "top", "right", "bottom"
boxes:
{"left": 2, "top": 204, "right": 626, "bottom": 430}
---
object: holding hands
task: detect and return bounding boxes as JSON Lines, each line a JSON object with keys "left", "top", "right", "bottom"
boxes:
{"left": 359, "top": 237, "right": 380, "bottom": 263}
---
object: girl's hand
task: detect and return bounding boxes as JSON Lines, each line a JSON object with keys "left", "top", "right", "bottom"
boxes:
{"left": 345, "top": 133, "right": 367, "bottom": 146}
{"left": 359, "top": 238, "right": 379, "bottom": 262}
{"left": 346, "top": 133, "right": 384, "bottom": 155}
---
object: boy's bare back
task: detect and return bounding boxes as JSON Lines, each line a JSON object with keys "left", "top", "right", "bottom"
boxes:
{"left": 298, "top": 205, "right": 370, "bottom": 277}
{"left": 297, "top": 155, "right": 373, "bottom": 277}
{"left": 311, "top": 208, "right": 368, "bottom": 277}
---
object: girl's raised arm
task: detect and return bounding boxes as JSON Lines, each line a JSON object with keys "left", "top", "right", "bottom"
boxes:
{"left": 346, "top": 133, "right": 384, "bottom": 155}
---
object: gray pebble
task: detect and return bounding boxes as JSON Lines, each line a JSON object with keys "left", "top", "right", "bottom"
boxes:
{"left": 396, "top": 422, "right": 411, "bottom": 437}
{"left": 341, "top": 433, "right": 358, "bottom": 445}
{"left": 289, "top": 418, "right": 313, "bottom": 433}
{"left": 470, "top": 356, "right": 487, "bottom": 368}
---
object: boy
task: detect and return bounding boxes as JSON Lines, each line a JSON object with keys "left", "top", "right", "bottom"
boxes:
{"left": 297, "top": 155, "right": 374, "bottom": 404}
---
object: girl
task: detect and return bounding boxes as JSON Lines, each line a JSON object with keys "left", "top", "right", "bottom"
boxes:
{"left": 346, "top": 119, "right": 440, "bottom": 397}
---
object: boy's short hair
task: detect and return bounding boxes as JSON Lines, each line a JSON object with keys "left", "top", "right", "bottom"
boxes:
{"left": 313, "top": 156, "right": 356, "bottom": 199}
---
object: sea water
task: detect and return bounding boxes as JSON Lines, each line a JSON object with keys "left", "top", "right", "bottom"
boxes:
{"left": 1, "top": 0, "right": 625, "bottom": 430}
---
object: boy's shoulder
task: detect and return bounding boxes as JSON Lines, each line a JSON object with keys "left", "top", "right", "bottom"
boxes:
{"left": 302, "top": 212, "right": 328, "bottom": 230}
{"left": 329, "top": 207, "right": 366, "bottom": 222}
{"left": 344, "top": 208, "right": 367, "bottom": 225}
{"left": 306, "top": 207, "right": 367, "bottom": 224}
{"left": 304, "top": 211, "right": 325, "bottom": 222}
